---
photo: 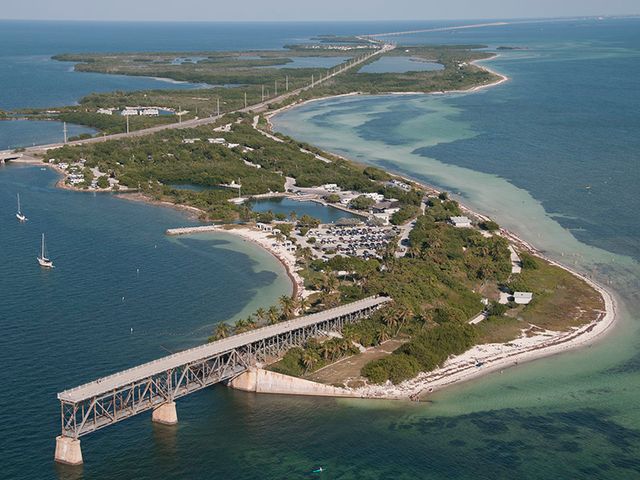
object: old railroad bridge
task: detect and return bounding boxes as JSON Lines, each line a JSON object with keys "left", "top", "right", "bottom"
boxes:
{"left": 55, "top": 295, "right": 391, "bottom": 465}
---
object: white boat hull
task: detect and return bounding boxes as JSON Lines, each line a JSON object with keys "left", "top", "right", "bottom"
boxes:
{"left": 38, "top": 256, "right": 54, "bottom": 268}
{"left": 16, "top": 213, "right": 27, "bottom": 222}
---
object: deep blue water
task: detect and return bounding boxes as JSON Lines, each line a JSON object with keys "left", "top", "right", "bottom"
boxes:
{"left": 0, "top": 164, "right": 291, "bottom": 479}
{"left": 2, "top": 18, "right": 640, "bottom": 480}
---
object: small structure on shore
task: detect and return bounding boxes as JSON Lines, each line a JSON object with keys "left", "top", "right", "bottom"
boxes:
{"left": 450, "top": 216, "right": 472, "bottom": 228}
{"left": 513, "top": 292, "right": 533, "bottom": 305}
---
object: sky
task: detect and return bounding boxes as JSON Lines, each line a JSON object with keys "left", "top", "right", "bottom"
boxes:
{"left": 0, "top": 0, "right": 637, "bottom": 22}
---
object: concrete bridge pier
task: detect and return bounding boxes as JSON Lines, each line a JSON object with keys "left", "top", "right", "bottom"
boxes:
{"left": 54, "top": 436, "right": 83, "bottom": 466}
{"left": 152, "top": 401, "right": 178, "bottom": 425}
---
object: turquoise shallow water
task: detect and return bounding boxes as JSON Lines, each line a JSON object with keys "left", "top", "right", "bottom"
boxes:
{"left": 1, "top": 18, "right": 640, "bottom": 479}
{"left": 273, "top": 17, "right": 640, "bottom": 478}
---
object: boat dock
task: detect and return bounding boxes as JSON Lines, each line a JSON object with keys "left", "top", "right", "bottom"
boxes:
{"left": 165, "top": 225, "right": 221, "bottom": 236}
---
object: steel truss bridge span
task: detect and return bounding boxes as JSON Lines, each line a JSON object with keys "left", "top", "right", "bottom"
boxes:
{"left": 57, "top": 296, "right": 391, "bottom": 441}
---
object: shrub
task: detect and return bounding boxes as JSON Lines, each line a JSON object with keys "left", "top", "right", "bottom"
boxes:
{"left": 362, "top": 354, "right": 421, "bottom": 384}
{"left": 479, "top": 220, "right": 500, "bottom": 232}
{"left": 521, "top": 252, "right": 539, "bottom": 270}
{"left": 486, "top": 301, "right": 508, "bottom": 317}
{"left": 97, "top": 176, "right": 110, "bottom": 188}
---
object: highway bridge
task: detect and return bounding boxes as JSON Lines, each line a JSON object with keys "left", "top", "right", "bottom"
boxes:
{"left": 19, "top": 42, "right": 393, "bottom": 162}
{"left": 54, "top": 296, "right": 391, "bottom": 465}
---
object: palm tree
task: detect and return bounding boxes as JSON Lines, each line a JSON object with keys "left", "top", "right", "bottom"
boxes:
{"left": 381, "top": 307, "right": 399, "bottom": 333}
{"left": 279, "top": 295, "right": 296, "bottom": 320}
{"left": 320, "top": 342, "right": 333, "bottom": 360}
{"left": 322, "top": 292, "right": 340, "bottom": 309}
{"left": 289, "top": 211, "right": 298, "bottom": 222}
{"left": 255, "top": 307, "right": 267, "bottom": 324}
{"left": 321, "top": 273, "right": 340, "bottom": 294}
{"left": 297, "top": 296, "right": 311, "bottom": 313}
{"left": 233, "top": 318, "right": 248, "bottom": 333}
{"left": 234, "top": 316, "right": 256, "bottom": 334}
{"left": 302, "top": 350, "right": 320, "bottom": 373}
{"left": 377, "top": 326, "right": 391, "bottom": 344}
{"left": 210, "top": 322, "right": 230, "bottom": 342}
{"left": 267, "top": 306, "right": 280, "bottom": 325}
{"left": 392, "top": 305, "right": 413, "bottom": 335}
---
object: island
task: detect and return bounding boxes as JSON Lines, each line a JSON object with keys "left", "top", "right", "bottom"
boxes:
{"left": 8, "top": 36, "right": 614, "bottom": 402}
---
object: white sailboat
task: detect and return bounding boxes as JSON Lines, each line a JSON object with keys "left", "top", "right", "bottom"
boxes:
{"left": 16, "top": 194, "right": 27, "bottom": 222}
{"left": 37, "top": 233, "right": 54, "bottom": 268}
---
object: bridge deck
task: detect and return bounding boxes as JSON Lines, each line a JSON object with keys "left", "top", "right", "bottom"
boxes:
{"left": 58, "top": 296, "right": 390, "bottom": 403}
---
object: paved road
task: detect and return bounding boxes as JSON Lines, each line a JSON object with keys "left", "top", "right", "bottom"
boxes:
{"left": 2, "top": 43, "right": 394, "bottom": 159}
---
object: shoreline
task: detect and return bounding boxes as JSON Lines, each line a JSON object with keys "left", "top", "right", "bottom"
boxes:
{"left": 263, "top": 54, "right": 509, "bottom": 127}
{"left": 215, "top": 225, "right": 305, "bottom": 300}
{"left": 13, "top": 54, "right": 619, "bottom": 401}
{"left": 14, "top": 158, "right": 308, "bottom": 302}
{"left": 265, "top": 56, "right": 620, "bottom": 400}
{"left": 167, "top": 224, "right": 306, "bottom": 300}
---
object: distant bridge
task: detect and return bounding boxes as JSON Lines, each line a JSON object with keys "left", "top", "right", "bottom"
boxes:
{"left": 0, "top": 151, "right": 23, "bottom": 163}
{"left": 55, "top": 296, "right": 391, "bottom": 465}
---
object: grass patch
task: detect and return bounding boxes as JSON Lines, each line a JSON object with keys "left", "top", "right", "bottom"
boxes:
{"left": 474, "top": 315, "right": 524, "bottom": 344}
{"left": 514, "top": 259, "right": 603, "bottom": 331}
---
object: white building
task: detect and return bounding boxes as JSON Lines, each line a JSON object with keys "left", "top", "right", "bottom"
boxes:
{"left": 121, "top": 109, "right": 138, "bottom": 116}
{"left": 182, "top": 138, "right": 201, "bottom": 144}
{"left": 97, "top": 108, "right": 113, "bottom": 115}
{"left": 208, "top": 138, "right": 227, "bottom": 144}
{"left": 386, "top": 179, "right": 411, "bottom": 192}
{"left": 322, "top": 183, "right": 340, "bottom": 192}
{"left": 450, "top": 216, "right": 472, "bottom": 228}
{"left": 140, "top": 108, "right": 160, "bottom": 116}
{"left": 513, "top": 292, "right": 533, "bottom": 305}
{"left": 363, "top": 192, "right": 384, "bottom": 202}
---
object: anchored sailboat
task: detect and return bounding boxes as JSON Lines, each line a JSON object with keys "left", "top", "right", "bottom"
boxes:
{"left": 37, "top": 233, "right": 54, "bottom": 268}
{"left": 16, "top": 194, "right": 27, "bottom": 222}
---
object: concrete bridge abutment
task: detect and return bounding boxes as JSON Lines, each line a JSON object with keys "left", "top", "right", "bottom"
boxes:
{"left": 152, "top": 401, "right": 178, "bottom": 425}
{"left": 54, "top": 436, "right": 83, "bottom": 466}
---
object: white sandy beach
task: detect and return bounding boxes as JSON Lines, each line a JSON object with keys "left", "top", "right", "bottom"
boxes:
{"left": 264, "top": 55, "right": 620, "bottom": 400}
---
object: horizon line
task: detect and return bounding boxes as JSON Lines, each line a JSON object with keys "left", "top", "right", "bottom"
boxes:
{"left": 0, "top": 14, "right": 638, "bottom": 24}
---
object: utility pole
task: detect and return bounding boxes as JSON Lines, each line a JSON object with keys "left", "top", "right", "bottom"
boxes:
{"left": 261, "top": 85, "right": 265, "bottom": 102}
{"left": 216, "top": 97, "right": 220, "bottom": 116}
{"left": 244, "top": 92, "right": 247, "bottom": 109}
{"left": 63, "top": 122, "right": 68, "bottom": 143}
{"left": 285, "top": 75, "right": 289, "bottom": 91}
{"left": 311, "top": 74, "right": 314, "bottom": 87}
{"left": 126, "top": 116, "right": 130, "bottom": 134}
{"left": 274, "top": 80, "right": 278, "bottom": 96}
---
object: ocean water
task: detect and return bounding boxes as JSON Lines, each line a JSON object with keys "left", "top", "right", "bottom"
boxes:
{"left": 0, "top": 165, "right": 291, "bottom": 479}
{"left": 0, "top": 119, "right": 96, "bottom": 150}
{"left": 1, "top": 18, "right": 640, "bottom": 480}
{"left": 0, "top": 19, "right": 453, "bottom": 148}
{"left": 274, "top": 17, "right": 640, "bottom": 478}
